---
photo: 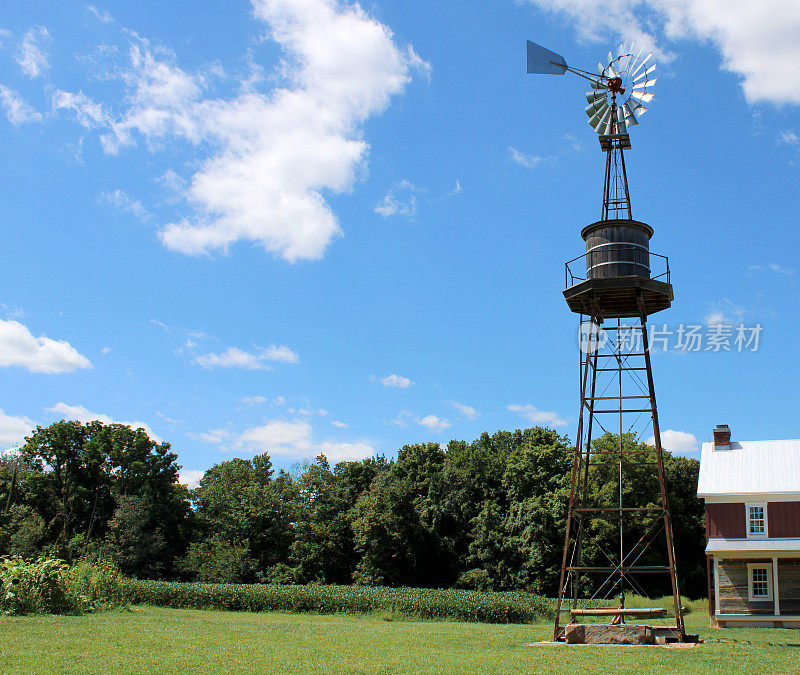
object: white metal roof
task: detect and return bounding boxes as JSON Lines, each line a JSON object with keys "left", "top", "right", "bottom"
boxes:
{"left": 706, "top": 538, "right": 800, "bottom": 554}
{"left": 697, "top": 439, "right": 800, "bottom": 496}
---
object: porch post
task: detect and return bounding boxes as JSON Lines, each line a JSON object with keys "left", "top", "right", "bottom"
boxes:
{"left": 773, "top": 556, "right": 780, "bottom": 616}
{"left": 713, "top": 556, "right": 720, "bottom": 616}
{"left": 706, "top": 555, "right": 714, "bottom": 618}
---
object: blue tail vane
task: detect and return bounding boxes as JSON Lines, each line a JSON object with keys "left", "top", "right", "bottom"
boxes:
{"left": 526, "top": 40, "right": 567, "bottom": 75}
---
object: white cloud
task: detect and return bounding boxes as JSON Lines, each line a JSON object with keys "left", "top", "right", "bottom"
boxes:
{"left": 46, "top": 402, "right": 162, "bottom": 442}
{"left": 178, "top": 469, "right": 205, "bottom": 489}
{"left": 0, "top": 409, "right": 35, "bottom": 450}
{"left": 156, "top": 411, "right": 186, "bottom": 425}
{"left": 289, "top": 406, "right": 329, "bottom": 417}
{"left": 447, "top": 400, "right": 478, "bottom": 420}
{"left": 193, "top": 416, "right": 374, "bottom": 462}
{"left": 236, "top": 418, "right": 374, "bottom": 461}
{"left": 508, "top": 146, "right": 546, "bottom": 169}
{"left": 0, "top": 86, "right": 43, "bottom": 125}
{"left": 416, "top": 415, "right": 451, "bottom": 433}
{"left": 237, "top": 419, "right": 313, "bottom": 454}
{"left": 388, "top": 409, "right": 412, "bottom": 427}
{"left": 780, "top": 130, "right": 799, "bottom": 147}
{"left": 0, "top": 319, "right": 91, "bottom": 374}
{"left": 100, "top": 189, "right": 151, "bottom": 220}
{"left": 646, "top": 429, "right": 699, "bottom": 456}
{"left": 87, "top": 6, "right": 114, "bottom": 24}
{"left": 273, "top": 395, "right": 287, "bottom": 406}
{"left": 315, "top": 441, "right": 374, "bottom": 462}
{"left": 374, "top": 180, "right": 421, "bottom": 218}
{"left": 52, "top": 90, "right": 113, "bottom": 129}
{"left": 188, "top": 427, "right": 231, "bottom": 444}
{"left": 749, "top": 262, "right": 794, "bottom": 275}
{"left": 520, "top": 0, "right": 800, "bottom": 105}
{"left": 374, "top": 373, "right": 412, "bottom": 388}
{"left": 101, "top": 346, "right": 112, "bottom": 354}
{"left": 193, "top": 344, "right": 299, "bottom": 370}
{"left": 240, "top": 395, "right": 269, "bottom": 405}
{"left": 705, "top": 299, "right": 746, "bottom": 326}
{"left": 331, "top": 420, "right": 348, "bottom": 428}
{"left": 507, "top": 403, "right": 567, "bottom": 427}
{"left": 58, "top": 1, "right": 428, "bottom": 261}
{"left": 16, "top": 26, "right": 50, "bottom": 78}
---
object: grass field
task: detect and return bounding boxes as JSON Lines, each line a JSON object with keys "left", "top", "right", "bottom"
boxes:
{"left": 1, "top": 603, "right": 799, "bottom": 673}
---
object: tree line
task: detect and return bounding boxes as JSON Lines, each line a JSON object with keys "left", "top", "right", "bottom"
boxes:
{"left": 0, "top": 420, "right": 707, "bottom": 597}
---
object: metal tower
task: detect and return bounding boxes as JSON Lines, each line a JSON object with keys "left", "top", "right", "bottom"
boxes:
{"left": 527, "top": 41, "right": 687, "bottom": 643}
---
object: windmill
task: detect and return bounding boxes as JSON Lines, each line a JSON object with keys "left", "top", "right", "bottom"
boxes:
{"left": 526, "top": 42, "right": 694, "bottom": 644}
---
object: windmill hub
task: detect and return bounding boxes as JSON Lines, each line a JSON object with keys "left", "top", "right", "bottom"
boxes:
{"left": 608, "top": 77, "right": 624, "bottom": 95}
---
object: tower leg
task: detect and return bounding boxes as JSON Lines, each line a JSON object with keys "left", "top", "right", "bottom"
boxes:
{"left": 639, "top": 299, "right": 685, "bottom": 639}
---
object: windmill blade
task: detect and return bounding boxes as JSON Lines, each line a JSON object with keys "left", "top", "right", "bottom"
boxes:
{"left": 606, "top": 63, "right": 619, "bottom": 78}
{"left": 594, "top": 107, "right": 613, "bottom": 133}
{"left": 526, "top": 40, "right": 567, "bottom": 74}
{"left": 602, "top": 115, "right": 615, "bottom": 136}
{"left": 633, "top": 78, "right": 657, "bottom": 89}
{"left": 588, "top": 102, "right": 610, "bottom": 126}
{"left": 590, "top": 79, "right": 606, "bottom": 90}
{"left": 588, "top": 104, "right": 608, "bottom": 130}
{"left": 586, "top": 90, "right": 605, "bottom": 103}
{"left": 630, "top": 52, "right": 653, "bottom": 79}
{"left": 629, "top": 91, "right": 654, "bottom": 103}
{"left": 628, "top": 44, "right": 646, "bottom": 73}
{"left": 616, "top": 107, "right": 627, "bottom": 134}
{"left": 622, "top": 102, "right": 639, "bottom": 126}
{"left": 633, "top": 104, "right": 648, "bottom": 117}
{"left": 585, "top": 99, "right": 607, "bottom": 117}
{"left": 633, "top": 64, "right": 657, "bottom": 82}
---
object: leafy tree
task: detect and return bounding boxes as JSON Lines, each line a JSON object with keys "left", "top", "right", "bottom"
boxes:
{"left": 106, "top": 495, "right": 169, "bottom": 578}
{"left": 185, "top": 453, "right": 294, "bottom": 580}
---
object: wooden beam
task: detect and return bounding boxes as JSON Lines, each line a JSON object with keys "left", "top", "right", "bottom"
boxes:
{"left": 773, "top": 556, "right": 780, "bottom": 616}
{"left": 570, "top": 608, "right": 668, "bottom": 617}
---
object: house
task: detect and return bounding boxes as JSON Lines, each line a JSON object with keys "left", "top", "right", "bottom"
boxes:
{"left": 698, "top": 425, "right": 800, "bottom": 628}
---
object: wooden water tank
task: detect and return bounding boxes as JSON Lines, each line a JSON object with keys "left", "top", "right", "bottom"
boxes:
{"left": 581, "top": 219, "right": 653, "bottom": 279}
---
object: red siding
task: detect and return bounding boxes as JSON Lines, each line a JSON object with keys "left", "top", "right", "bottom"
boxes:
{"left": 706, "top": 503, "right": 746, "bottom": 539}
{"left": 768, "top": 502, "right": 800, "bottom": 537}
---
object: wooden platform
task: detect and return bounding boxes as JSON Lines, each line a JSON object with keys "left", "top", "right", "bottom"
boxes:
{"left": 563, "top": 275, "right": 673, "bottom": 318}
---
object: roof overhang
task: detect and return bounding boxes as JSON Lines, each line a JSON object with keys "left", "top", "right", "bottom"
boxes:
{"left": 706, "top": 538, "right": 800, "bottom": 555}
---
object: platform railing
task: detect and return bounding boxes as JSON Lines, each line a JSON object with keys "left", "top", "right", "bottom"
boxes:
{"left": 565, "top": 246, "right": 670, "bottom": 289}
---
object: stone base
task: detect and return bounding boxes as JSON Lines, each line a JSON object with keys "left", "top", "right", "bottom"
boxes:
{"left": 564, "top": 624, "right": 655, "bottom": 645}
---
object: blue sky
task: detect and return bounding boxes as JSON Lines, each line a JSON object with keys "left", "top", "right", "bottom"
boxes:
{"left": 1, "top": 0, "right": 799, "bottom": 485}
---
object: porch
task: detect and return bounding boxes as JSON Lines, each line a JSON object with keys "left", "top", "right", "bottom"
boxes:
{"left": 708, "top": 539, "right": 800, "bottom": 628}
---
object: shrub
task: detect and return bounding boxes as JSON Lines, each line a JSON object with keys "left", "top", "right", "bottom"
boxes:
{"left": 0, "top": 556, "right": 87, "bottom": 615}
{"left": 123, "top": 580, "right": 552, "bottom": 624}
{"left": 67, "top": 555, "right": 127, "bottom": 610}
{"left": 0, "top": 555, "right": 128, "bottom": 615}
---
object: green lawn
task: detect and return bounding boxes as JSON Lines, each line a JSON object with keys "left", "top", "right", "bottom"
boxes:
{"left": 1, "top": 604, "right": 799, "bottom": 674}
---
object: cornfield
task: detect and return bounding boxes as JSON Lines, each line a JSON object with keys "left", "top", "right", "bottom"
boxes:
{"left": 124, "top": 580, "right": 551, "bottom": 624}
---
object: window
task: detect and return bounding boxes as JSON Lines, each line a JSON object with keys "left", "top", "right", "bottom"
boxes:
{"left": 747, "top": 563, "right": 773, "bottom": 601}
{"left": 747, "top": 503, "right": 768, "bottom": 538}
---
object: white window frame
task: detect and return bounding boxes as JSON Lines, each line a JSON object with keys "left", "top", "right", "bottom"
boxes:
{"left": 747, "top": 562, "right": 773, "bottom": 602}
{"left": 746, "top": 502, "right": 768, "bottom": 539}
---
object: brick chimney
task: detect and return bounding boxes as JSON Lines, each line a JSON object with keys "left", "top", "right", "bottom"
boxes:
{"left": 713, "top": 424, "right": 731, "bottom": 448}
